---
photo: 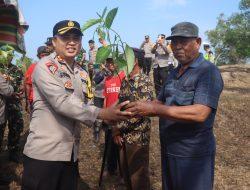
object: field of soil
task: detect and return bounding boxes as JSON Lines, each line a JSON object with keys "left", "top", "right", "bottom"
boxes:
{"left": 0, "top": 64, "right": 249, "bottom": 190}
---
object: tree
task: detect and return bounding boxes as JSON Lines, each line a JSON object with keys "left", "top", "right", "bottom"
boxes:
{"left": 206, "top": 0, "right": 250, "bottom": 65}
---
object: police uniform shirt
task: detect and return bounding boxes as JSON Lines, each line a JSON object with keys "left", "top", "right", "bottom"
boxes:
{"left": 23, "top": 52, "right": 100, "bottom": 162}
{"left": 153, "top": 42, "right": 172, "bottom": 68}
{"left": 141, "top": 42, "right": 153, "bottom": 58}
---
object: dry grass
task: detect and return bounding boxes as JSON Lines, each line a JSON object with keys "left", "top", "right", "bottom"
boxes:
{"left": 0, "top": 64, "right": 249, "bottom": 190}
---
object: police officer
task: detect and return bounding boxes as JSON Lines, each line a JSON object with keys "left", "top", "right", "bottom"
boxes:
{"left": 151, "top": 34, "right": 173, "bottom": 96}
{"left": 140, "top": 35, "right": 153, "bottom": 76}
{"left": 126, "top": 22, "right": 224, "bottom": 190}
{"left": 22, "top": 20, "right": 131, "bottom": 190}
{"left": 0, "top": 52, "right": 24, "bottom": 162}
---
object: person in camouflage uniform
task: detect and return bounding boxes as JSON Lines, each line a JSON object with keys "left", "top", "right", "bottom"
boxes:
{"left": 113, "top": 48, "right": 153, "bottom": 190}
{"left": 0, "top": 55, "right": 24, "bottom": 162}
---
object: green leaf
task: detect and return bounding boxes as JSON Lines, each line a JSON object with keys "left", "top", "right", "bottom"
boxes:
{"left": 97, "top": 28, "right": 106, "bottom": 39}
{"left": 105, "top": 7, "right": 118, "bottom": 29}
{"left": 0, "top": 50, "right": 8, "bottom": 59}
{"left": 102, "top": 7, "right": 108, "bottom": 18}
{"left": 125, "top": 44, "right": 135, "bottom": 76}
{"left": 116, "top": 57, "right": 127, "bottom": 74}
{"left": 95, "top": 46, "right": 112, "bottom": 64}
{"left": 81, "top": 18, "right": 102, "bottom": 32}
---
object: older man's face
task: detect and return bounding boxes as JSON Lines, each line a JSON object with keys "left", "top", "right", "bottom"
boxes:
{"left": 171, "top": 37, "right": 201, "bottom": 65}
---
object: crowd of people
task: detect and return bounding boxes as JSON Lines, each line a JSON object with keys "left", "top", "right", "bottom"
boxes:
{"left": 0, "top": 20, "right": 223, "bottom": 190}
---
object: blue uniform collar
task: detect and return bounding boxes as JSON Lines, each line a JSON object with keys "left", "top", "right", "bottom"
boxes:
{"left": 189, "top": 53, "right": 204, "bottom": 68}
{"left": 174, "top": 53, "right": 204, "bottom": 79}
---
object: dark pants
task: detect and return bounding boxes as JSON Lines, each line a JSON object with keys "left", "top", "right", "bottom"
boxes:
{"left": 0, "top": 101, "right": 24, "bottom": 151}
{"left": 93, "top": 97, "right": 104, "bottom": 140}
{"left": 120, "top": 143, "right": 150, "bottom": 190}
{"left": 153, "top": 66, "right": 169, "bottom": 97}
{"left": 22, "top": 155, "right": 79, "bottom": 190}
{"left": 94, "top": 97, "right": 104, "bottom": 108}
{"left": 160, "top": 134, "right": 215, "bottom": 190}
{"left": 104, "top": 128, "right": 119, "bottom": 173}
{"left": 143, "top": 58, "right": 152, "bottom": 76}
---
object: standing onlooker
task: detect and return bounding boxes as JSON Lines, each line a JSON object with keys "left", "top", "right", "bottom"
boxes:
{"left": 152, "top": 34, "right": 172, "bottom": 96}
{"left": 103, "top": 58, "right": 125, "bottom": 175}
{"left": 91, "top": 38, "right": 109, "bottom": 142}
{"left": 45, "top": 37, "right": 54, "bottom": 54}
{"left": 0, "top": 73, "right": 14, "bottom": 151}
{"left": 126, "top": 22, "right": 224, "bottom": 190}
{"left": 0, "top": 73, "right": 14, "bottom": 185}
{"left": 92, "top": 63, "right": 111, "bottom": 142}
{"left": 140, "top": 35, "right": 153, "bottom": 76}
{"left": 0, "top": 53, "right": 24, "bottom": 163}
{"left": 204, "top": 43, "right": 215, "bottom": 63}
{"left": 113, "top": 48, "right": 153, "bottom": 189}
{"left": 24, "top": 46, "right": 50, "bottom": 113}
{"left": 88, "top": 40, "right": 98, "bottom": 81}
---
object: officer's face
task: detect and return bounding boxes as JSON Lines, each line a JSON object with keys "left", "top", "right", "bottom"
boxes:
{"left": 53, "top": 32, "right": 82, "bottom": 62}
{"left": 171, "top": 37, "right": 201, "bottom": 65}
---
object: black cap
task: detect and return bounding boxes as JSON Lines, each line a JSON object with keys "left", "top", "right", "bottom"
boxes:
{"left": 166, "top": 22, "right": 199, "bottom": 40}
{"left": 45, "top": 37, "right": 53, "bottom": 46}
{"left": 159, "top": 34, "right": 166, "bottom": 38}
{"left": 53, "top": 20, "right": 83, "bottom": 36}
{"left": 88, "top": 40, "right": 95, "bottom": 44}
{"left": 145, "top": 35, "right": 149, "bottom": 39}
{"left": 37, "top": 46, "right": 49, "bottom": 55}
{"left": 132, "top": 48, "right": 145, "bottom": 60}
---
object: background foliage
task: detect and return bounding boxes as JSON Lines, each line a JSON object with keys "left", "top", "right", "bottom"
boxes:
{"left": 206, "top": 0, "right": 250, "bottom": 65}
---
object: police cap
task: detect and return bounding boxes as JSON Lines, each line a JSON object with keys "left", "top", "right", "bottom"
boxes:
{"left": 53, "top": 20, "right": 83, "bottom": 36}
{"left": 45, "top": 37, "right": 53, "bottom": 46}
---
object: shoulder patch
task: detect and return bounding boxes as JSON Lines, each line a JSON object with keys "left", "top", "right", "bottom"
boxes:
{"left": 46, "top": 62, "right": 58, "bottom": 75}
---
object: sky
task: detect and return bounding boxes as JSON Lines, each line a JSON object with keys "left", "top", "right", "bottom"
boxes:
{"left": 18, "top": 0, "right": 241, "bottom": 60}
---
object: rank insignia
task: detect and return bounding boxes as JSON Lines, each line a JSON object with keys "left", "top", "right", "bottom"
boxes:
{"left": 79, "top": 71, "right": 87, "bottom": 80}
{"left": 68, "top": 21, "right": 74, "bottom": 27}
{"left": 46, "top": 62, "right": 58, "bottom": 75}
{"left": 64, "top": 80, "right": 73, "bottom": 89}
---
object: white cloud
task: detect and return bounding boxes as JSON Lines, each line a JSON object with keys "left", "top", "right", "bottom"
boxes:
{"left": 150, "top": 0, "right": 187, "bottom": 9}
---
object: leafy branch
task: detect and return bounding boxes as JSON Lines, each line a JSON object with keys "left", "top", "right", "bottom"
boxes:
{"left": 81, "top": 7, "right": 135, "bottom": 77}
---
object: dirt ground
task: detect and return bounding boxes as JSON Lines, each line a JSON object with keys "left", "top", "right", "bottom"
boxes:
{"left": 0, "top": 64, "right": 249, "bottom": 190}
